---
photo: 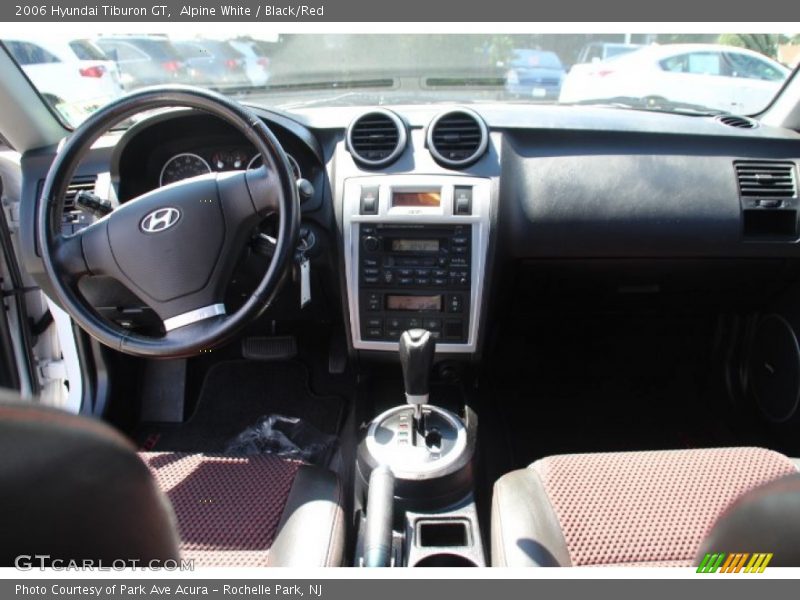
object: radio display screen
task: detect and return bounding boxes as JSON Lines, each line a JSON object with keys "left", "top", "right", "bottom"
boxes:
{"left": 385, "top": 294, "right": 442, "bottom": 312}
{"left": 392, "top": 191, "right": 441, "bottom": 208}
{"left": 390, "top": 239, "right": 440, "bottom": 253}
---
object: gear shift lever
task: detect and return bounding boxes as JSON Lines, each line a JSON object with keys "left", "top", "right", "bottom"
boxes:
{"left": 399, "top": 329, "right": 435, "bottom": 432}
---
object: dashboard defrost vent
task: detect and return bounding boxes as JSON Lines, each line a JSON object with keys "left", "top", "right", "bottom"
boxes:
{"left": 427, "top": 108, "right": 489, "bottom": 168}
{"left": 735, "top": 161, "right": 797, "bottom": 199}
{"left": 717, "top": 115, "right": 758, "bottom": 129}
{"left": 346, "top": 109, "right": 407, "bottom": 168}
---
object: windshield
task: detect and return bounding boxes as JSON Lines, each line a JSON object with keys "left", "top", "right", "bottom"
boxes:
{"left": 2, "top": 32, "right": 798, "bottom": 127}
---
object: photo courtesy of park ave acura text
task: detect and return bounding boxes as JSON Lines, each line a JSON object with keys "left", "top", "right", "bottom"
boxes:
{"left": 0, "top": 0, "right": 800, "bottom": 590}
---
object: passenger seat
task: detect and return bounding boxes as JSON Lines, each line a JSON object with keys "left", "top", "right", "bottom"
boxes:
{"left": 491, "top": 447, "right": 800, "bottom": 567}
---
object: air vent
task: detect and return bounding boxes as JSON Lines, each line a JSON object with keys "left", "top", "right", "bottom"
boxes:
{"left": 63, "top": 175, "right": 97, "bottom": 214}
{"left": 427, "top": 109, "right": 489, "bottom": 168}
{"left": 346, "top": 109, "right": 407, "bottom": 168}
{"left": 717, "top": 115, "right": 758, "bottom": 129}
{"left": 735, "top": 161, "right": 797, "bottom": 199}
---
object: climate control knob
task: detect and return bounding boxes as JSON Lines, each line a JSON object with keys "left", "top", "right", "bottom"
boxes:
{"left": 363, "top": 236, "right": 380, "bottom": 253}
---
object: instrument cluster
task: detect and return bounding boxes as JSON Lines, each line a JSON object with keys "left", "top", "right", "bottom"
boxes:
{"left": 159, "top": 147, "right": 302, "bottom": 187}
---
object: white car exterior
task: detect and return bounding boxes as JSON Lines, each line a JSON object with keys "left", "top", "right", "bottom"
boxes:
{"left": 3, "top": 36, "right": 123, "bottom": 121}
{"left": 560, "top": 44, "right": 790, "bottom": 114}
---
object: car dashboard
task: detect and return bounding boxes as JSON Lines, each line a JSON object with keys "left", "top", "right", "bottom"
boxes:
{"left": 14, "top": 100, "right": 800, "bottom": 358}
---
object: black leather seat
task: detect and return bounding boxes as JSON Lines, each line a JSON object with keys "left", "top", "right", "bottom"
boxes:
{"left": 0, "top": 394, "right": 344, "bottom": 567}
{"left": 491, "top": 447, "right": 800, "bottom": 567}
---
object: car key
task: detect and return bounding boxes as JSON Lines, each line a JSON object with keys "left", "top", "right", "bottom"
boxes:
{"left": 295, "top": 239, "right": 311, "bottom": 309}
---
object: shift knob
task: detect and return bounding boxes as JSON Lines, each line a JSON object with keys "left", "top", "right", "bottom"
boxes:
{"left": 399, "top": 329, "right": 435, "bottom": 402}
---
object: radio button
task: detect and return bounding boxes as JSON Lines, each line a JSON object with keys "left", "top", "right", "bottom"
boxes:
{"left": 454, "top": 186, "right": 473, "bottom": 215}
{"left": 366, "top": 293, "right": 381, "bottom": 311}
{"left": 360, "top": 186, "right": 379, "bottom": 215}
{"left": 445, "top": 320, "right": 465, "bottom": 340}
{"left": 447, "top": 294, "right": 464, "bottom": 313}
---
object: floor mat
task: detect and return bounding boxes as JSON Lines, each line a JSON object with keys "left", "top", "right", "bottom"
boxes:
{"left": 138, "top": 360, "right": 345, "bottom": 454}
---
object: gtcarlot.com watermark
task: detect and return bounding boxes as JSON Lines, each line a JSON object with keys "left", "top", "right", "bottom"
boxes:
{"left": 14, "top": 555, "right": 194, "bottom": 571}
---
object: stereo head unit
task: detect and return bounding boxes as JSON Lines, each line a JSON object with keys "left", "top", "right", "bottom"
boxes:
{"left": 342, "top": 176, "right": 492, "bottom": 353}
{"left": 359, "top": 224, "right": 471, "bottom": 343}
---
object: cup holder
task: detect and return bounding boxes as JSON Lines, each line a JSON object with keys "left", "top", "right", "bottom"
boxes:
{"left": 413, "top": 553, "right": 478, "bottom": 567}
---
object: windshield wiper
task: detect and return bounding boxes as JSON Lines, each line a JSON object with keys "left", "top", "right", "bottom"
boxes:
{"left": 560, "top": 96, "right": 728, "bottom": 117}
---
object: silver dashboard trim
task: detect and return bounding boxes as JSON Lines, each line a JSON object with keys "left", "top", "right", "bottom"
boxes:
{"left": 343, "top": 175, "right": 492, "bottom": 353}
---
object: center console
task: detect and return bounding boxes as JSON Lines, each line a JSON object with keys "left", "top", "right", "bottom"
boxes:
{"left": 343, "top": 176, "right": 492, "bottom": 353}
{"left": 356, "top": 328, "right": 484, "bottom": 567}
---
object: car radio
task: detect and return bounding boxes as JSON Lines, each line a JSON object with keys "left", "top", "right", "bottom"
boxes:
{"left": 358, "top": 224, "right": 471, "bottom": 342}
{"left": 342, "top": 175, "right": 492, "bottom": 353}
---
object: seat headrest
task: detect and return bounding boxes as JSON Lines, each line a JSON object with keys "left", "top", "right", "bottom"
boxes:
{"left": 0, "top": 396, "right": 180, "bottom": 566}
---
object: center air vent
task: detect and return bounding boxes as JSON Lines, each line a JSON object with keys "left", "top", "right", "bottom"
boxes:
{"left": 427, "top": 109, "right": 489, "bottom": 168}
{"left": 735, "top": 161, "right": 797, "bottom": 198}
{"left": 346, "top": 109, "right": 407, "bottom": 168}
{"left": 717, "top": 115, "right": 758, "bottom": 129}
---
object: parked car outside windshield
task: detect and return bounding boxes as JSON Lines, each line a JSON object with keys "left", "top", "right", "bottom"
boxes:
{"left": 2, "top": 33, "right": 797, "bottom": 127}
{"left": 504, "top": 49, "right": 566, "bottom": 99}
{"left": 3, "top": 36, "right": 122, "bottom": 124}
{"left": 560, "top": 43, "right": 791, "bottom": 114}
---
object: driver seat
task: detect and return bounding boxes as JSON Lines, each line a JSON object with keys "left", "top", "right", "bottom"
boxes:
{"left": 0, "top": 395, "right": 344, "bottom": 567}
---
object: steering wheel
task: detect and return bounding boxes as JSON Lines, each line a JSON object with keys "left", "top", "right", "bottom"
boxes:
{"left": 37, "top": 87, "right": 300, "bottom": 358}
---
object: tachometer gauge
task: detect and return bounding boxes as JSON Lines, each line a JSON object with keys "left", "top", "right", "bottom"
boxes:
{"left": 159, "top": 153, "right": 212, "bottom": 186}
{"left": 247, "top": 153, "right": 302, "bottom": 180}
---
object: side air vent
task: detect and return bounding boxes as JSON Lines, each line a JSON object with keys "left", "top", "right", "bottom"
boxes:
{"left": 346, "top": 109, "right": 407, "bottom": 168}
{"left": 717, "top": 115, "right": 758, "bottom": 129}
{"left": 735, "top": 161, "right": 797, "bottom": 199}
{"left": 63, "top": 175, "right": 97, "bottom": 216}
{"left": 427, "top": 109, "right": 489, "bottom": 168}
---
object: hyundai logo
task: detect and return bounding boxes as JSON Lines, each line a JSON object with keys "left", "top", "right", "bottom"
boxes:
{"left": 140, "top": 207, "right": 181, "bottom": 233}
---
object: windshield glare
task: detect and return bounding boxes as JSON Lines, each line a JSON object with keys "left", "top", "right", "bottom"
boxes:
{"left": 2, "top": 33, "right": 798, "bottom": 127}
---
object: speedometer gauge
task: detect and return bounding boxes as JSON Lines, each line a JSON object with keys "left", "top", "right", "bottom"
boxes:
{"left": 159, "top": 153, "right": 212, "bottom": 186}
